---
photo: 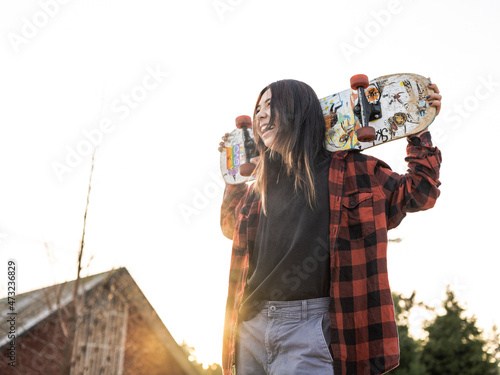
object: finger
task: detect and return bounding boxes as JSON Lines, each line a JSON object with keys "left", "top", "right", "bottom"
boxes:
{"left": 426, "top": 93, "right": 442, "bottom": 101}
{"left": 429, "top": 100, "right": 441, "bottom": 116}
{"left": 427, "top": 81, "right": 440, "bottom": 94}
{"left": 250, "top": 156, "right": 261, "bottom": 164}
{"left": 429, "top": 84, "right": 440, "bottom": 94}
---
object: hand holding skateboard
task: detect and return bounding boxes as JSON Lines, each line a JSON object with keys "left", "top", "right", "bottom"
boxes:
{"left": 219, "top": 116, "right": 259, "bottom": 184}
{"left": 218, "top": 133, "right": 229, "bottom": 152}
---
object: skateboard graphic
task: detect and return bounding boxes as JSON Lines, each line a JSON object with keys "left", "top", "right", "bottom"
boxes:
{"left": 221, "top": 115, "right": 256, "bottom": 185}
{"left": 221, "top": 73, "right": 436, "bottom": 185}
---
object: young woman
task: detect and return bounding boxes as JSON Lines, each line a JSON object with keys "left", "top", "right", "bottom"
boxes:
{"left": 219, "top": 79, "right": 442, "bottom": 375}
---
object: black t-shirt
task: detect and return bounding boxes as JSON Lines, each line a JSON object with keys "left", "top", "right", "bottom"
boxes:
{"left": 239, "top": 154, "right": 331, "bottom": 320}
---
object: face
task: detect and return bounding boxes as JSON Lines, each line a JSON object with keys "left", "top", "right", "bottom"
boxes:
{"left": 255, "top": 89, "right": 278, "bottom": 149}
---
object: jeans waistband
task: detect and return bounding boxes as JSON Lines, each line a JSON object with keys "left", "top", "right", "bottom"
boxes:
{"left": 260, "top": 297, "right": 331, "bottom": 319}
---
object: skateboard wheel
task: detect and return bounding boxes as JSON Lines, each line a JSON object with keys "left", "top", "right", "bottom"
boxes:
{"left": 239, "top": 163, "right": 256, "bottom": 177}
{"left": 350, "top": 74, "right": 369, "bottom": 90}
{"left": 235, "top": 115, "right": 252, "bottom": 129}
{"left": 356, "top": 126, "right": 376, "bottom": 142}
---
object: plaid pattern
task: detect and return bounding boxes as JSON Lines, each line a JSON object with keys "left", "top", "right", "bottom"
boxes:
{"left": 221, "top": 132, "right": 441, "bottom": 375}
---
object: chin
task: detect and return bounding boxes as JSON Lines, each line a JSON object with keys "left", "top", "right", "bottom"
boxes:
{"left": 262, "top": 133, "right": 276, "bottom": 148}
{"left": 263, "top": 139, "right": 275, "bottom": 149}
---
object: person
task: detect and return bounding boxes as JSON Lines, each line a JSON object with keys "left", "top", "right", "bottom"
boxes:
{"left": 218, "top": 79, "right": 442, "bottom": 375}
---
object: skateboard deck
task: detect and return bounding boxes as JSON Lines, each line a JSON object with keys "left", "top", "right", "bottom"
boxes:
{"left": 322, "top": 73, "right": 436, "bottom": 152}
{"left": 221, "top": 73, "right": 436, "bottom": 185}
{"left": 221, "top": 122, "right": 257, "bottom": 185}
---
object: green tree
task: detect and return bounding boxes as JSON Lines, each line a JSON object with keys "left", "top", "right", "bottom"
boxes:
{"left": 485, "top": 325, "right": 500, "bottom": 371}
{"left": 391, "top": 291, "right": 426, "bottom": 375}
{"left": 421, "top": 287, "right": 498, "bottom": 375}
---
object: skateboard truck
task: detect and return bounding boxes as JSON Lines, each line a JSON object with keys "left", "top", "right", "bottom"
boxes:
{"left": 235, "top": 115, "right": 257, "bottom": 177}
{"left": 350, "top": 74, "right": 381, "bottom": 143}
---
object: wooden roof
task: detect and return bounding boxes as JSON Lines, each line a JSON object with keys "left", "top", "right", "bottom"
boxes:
{"left": 0, "top": 268, "right": 202, "bottom": 375}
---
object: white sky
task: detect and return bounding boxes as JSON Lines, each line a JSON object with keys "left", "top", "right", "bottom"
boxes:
{"left": 1, "top": 0, "right": 499, "bottom": 366}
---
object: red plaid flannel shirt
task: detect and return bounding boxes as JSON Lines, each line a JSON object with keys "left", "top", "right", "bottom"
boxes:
{"left": 220, "top": 132, "right": 441, "bottom": 375}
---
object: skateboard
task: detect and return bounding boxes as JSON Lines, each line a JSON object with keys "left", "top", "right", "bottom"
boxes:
{"left": 220, "top": 115, "right": 257, "bottom": 185}
{"left": 220, "top": 73, "right": 436, "bottom": 185}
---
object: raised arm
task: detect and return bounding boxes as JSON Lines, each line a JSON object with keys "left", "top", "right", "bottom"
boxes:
{"left": 220, "top": 184, "right": 248, "bottom": 239}
{"left": 376, "top": 131, "right": 442, "bottom": 230}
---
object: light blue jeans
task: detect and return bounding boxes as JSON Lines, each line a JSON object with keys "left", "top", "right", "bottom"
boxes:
{"left": 235, "top": 297, "right": 334, "bottom": 375}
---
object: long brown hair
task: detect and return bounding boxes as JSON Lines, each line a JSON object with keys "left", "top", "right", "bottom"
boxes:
{"left": 252, "top": 79, "right": 328, "bottom": 214}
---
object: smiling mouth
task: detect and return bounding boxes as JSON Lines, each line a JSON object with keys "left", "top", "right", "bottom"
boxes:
{"left": 261, "top": 124, "right": 275, "bottom": 135}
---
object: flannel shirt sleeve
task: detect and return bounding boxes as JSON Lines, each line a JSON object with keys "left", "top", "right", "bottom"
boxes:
{"left": 220, "top": 183, "right": 249, "bottom": 239}
{"left": 375, "top": 131, "right": 442, "bottom": 230}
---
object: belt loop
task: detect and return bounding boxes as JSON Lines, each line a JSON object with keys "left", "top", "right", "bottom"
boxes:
{"left": 301, "top": 300, "right": 307, "bottom": 320}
